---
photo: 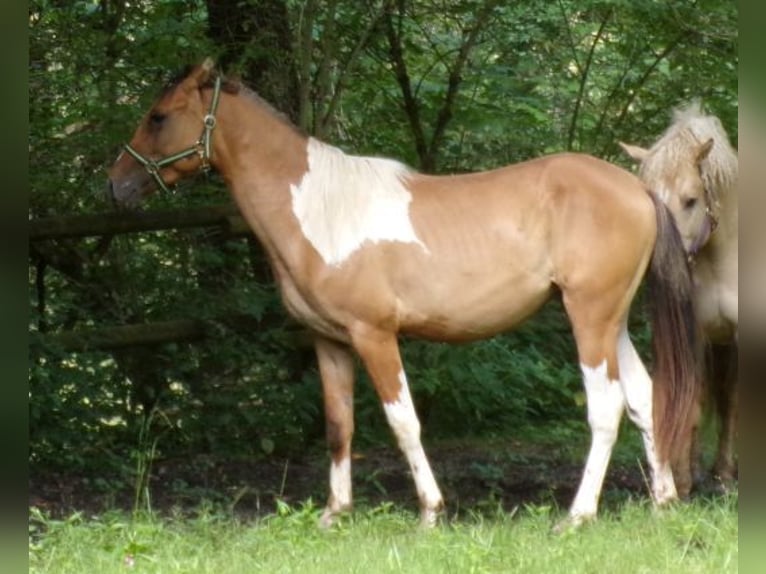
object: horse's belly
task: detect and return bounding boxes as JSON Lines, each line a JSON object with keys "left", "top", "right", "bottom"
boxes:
{"left": 398, "top": 274, "right": 554, "bottom": 342}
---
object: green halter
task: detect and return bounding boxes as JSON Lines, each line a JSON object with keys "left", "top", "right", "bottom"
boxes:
{"left": 123, "top": 75, "right": 222, "bottom": 194}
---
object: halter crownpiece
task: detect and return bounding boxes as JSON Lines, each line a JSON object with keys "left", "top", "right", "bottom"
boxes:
{"left": 124, "top": 74, "right": 223, "bottom": 194}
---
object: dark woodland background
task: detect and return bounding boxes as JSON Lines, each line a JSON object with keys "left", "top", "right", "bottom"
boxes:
{"left": 28, "top": 0, "right": 737, "bottom": 510}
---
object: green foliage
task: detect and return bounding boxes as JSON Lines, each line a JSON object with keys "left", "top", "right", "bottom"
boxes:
{"left": 401, "top": 303, "right": 582, "bottom": 438}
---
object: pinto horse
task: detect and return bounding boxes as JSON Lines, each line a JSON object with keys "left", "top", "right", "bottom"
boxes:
{"left": 621, "top": 102, "right": 738, "bottom": 495}
{"left": 108, "top": 60, "right": 700, "bottom": 529}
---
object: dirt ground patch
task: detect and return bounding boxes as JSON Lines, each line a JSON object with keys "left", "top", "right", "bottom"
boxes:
{"left": 30, "top": 439, "right": 651, "bottom": 520}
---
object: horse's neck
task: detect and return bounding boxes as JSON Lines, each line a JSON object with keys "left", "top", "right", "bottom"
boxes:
{"left": 213, "top": 93, "right": 308, "bottom": 187}
{"left": 212, "top": 93, "right": 313, "bottom": 267}
{"left": 717, "top": 173, "right": 738, "bottom": 233}
{"left": 707, "top": 179, "right": 738, "bottom": 259}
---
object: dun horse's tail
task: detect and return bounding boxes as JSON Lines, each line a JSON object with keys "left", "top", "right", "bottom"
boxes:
{"left": 646, "top": 191, "right": 702, "bottom": 464}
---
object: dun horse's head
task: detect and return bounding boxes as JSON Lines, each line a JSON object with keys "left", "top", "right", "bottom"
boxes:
{"left": 107, "top": 58, "right": 218, "bottom": 207}
{"left": 620, "top": 137, "right": 714, "bottom": 256}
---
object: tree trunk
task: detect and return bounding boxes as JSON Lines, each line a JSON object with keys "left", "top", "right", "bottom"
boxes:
{"left": 206, "top": 0, "right": 301, "bottom": 122}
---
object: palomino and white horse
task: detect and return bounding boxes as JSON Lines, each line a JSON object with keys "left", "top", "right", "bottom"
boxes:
{"left": 621, "top": 102, "right": 738, "bottom": 495}
{"left": 108, "top": 60, "right": 701, "bottom": 529}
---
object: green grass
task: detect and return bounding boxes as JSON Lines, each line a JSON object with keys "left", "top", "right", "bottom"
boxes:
{"left": 30, "top": 494, "right": 737, "bottom": 574}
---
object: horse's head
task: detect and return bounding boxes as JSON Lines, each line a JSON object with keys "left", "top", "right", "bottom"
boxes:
{"left": 107, "top": 58, "right": 219, "bottom": 207}
{"left": 620, "top": 138, "right": 715, "bottom": 255}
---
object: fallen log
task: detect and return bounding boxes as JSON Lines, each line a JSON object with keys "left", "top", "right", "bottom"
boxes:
{"left": 29, "top": 317, "right": 312, "bottom": 353}
{"left": 29, "top": 204, "right": 248, "bottom": 241}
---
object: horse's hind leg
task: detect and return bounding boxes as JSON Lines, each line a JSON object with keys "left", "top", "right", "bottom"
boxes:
{"left": 614, "top": 326, "right": 677, "bottom": 504}
{"left": 559, "top": 287, "right": 675, "bottom": 530}
{"left": 561, "top": 331, "right": 625, "bottom": 529}
{"left": 350, "top": 326, "right": 444, "bottom": 527}
{"left": 315, "top": 337, "right": 356, "bottom": 528}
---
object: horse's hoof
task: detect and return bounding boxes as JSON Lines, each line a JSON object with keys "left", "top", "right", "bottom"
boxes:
{"left": 418, "top": 506, "right": 443, "bottom": 529}
{"left": 552, "top": 513, "right": 593, "bottom": 535}
{"left": 318, "top": 507, "right": 346, "bottom": 529}
{"left": 712, "top": 475, "right": 737, "bottom": 495}
{"left": 318, "top": 510, "right": 335, "bottom": 529}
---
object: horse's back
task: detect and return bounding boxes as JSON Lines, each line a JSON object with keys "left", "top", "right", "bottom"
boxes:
{"left": 365, "top": 153, "right": 657, "bottom": 339}
{"left": 499, "top": 153, "right": 657, "bottom": 291}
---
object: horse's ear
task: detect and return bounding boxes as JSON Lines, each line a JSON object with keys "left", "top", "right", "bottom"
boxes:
{"left": 618, "top": 141, "right": 649, "bottom": 162}
{"left": 183, "top": 58, "right": 216, "bottom": 91}
{"left": 696, "top": 138, "right": 714, "bottom": 165}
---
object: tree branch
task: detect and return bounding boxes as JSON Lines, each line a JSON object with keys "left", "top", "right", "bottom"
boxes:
{"left": 556, "top": 0, "right": 581, "bottom": 73}
{"left": 566, "top": 7, "right": 612, "bottom": 151}
{"left": 318, "top": 0, "right": 393, "bottom": 137}
{"left": 428, "top": 0, "right": 499, "bottom": 167}
{"left": 296, "top": 0, "right": 318, "bottom": 132}
{"left": 609, "top": 30, "right": 692, "bottom": 145}
{"left": 384, "top": 2, "right": 429, "bottom": 167}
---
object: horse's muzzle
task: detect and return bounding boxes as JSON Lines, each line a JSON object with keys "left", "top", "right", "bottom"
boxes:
{"left": 106, "top": 172, "right": 151, "bottom": 209}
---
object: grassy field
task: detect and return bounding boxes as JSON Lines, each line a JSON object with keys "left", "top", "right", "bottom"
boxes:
{"left": 30, "top": 493, "right": 737, "bottom": 574}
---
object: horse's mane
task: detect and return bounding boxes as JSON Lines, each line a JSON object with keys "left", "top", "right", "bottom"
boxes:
{"left": 641, "top": 101, "right": 738, "bottom": 211}
{"left": 162, "top": 65, "right": 304, "bottom": 136}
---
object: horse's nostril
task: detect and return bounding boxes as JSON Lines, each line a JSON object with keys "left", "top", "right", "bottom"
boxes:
{"left": 106, "top": 179, "right": 117, "bottom": 206}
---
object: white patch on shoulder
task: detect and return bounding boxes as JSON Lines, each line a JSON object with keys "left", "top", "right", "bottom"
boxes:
{"left": 290, "top": 138, "right": 427, "bottom": 266}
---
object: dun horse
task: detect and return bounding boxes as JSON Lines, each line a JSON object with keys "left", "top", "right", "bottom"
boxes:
{"left": 621, "top": 102, "right": 738, "bottom": 495}
{"left": 108, "top": 60, "right": 700, "bottom": 529}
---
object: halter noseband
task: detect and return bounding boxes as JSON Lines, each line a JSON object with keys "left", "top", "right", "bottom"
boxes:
{"left": 123, "top": 75, "right": 222, "bottom": 194}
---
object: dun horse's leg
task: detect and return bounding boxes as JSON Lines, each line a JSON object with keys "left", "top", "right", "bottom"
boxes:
{"left": 315, "top": 337, "right": 356, "bottom": 528}
{"left": 351, "top": 327, "right": 444, "bottom": 527}
{"left": 712, "top": 343, "right": 738, "bottom": 488}
{"left": 671, "top": 419, "right": 699, "bottom": 499}
{"left": 615, "top": 327, "right": 677, "bottom": 504}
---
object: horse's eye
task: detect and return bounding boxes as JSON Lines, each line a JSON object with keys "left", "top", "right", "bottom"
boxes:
{"left": 682, "top": 197, "right": 698, "bottom": 210}
{"left": 149, "top": 111, "right": 166, "bottom": 126}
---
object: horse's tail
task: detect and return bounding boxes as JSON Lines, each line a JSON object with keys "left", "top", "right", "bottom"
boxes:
{"left": 646, "top": 191, "right": 703, "bottom": 464}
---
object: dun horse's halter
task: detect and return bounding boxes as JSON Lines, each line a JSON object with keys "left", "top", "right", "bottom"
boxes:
{"left": 687, "top": 167, "right": 720, "bottom": 263}
{"left": 123, "top": 75, "right": 222, "bottom": 194}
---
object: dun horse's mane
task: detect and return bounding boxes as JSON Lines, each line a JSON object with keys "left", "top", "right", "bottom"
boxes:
{"left": 642, "top": 102, "right": 738, "bottom": 211}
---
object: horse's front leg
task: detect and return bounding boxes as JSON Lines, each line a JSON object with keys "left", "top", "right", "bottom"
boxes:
{"left": 315, "top": 337, "right": 356, "bottom": 528}
{"left": 712, "top": 342, "right": 738, "bottom": 489}
{"left": 351, "top": 326, "right": 444, "bottom": 527}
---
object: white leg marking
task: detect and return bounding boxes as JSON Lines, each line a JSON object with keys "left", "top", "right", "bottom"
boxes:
{"left": 320, "top": 455, "right": 352, "bottom": 528}
{"left": 329, "top": 455, "right": 352, "bottom": 510}
{"left": 290, "top": 138, "right": 428, "bottom": 266}
{"left": 568, "top": 360, "right": 624, "bottom": 523}
{"left": 616, "top": 328, "right": 677, "bottom": 505}
{"left": 383, "top": 370, "right": 443, "bottom": 524}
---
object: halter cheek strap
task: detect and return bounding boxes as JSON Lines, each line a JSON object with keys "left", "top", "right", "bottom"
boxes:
{"left": 687, "top": 208, "right": 715, "bottom": 262}
{"left": 687, "top": 179, "right": 719, "bottom": 264}
{"left": 124, "top": 75, "right": 222, "bottom": 194}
